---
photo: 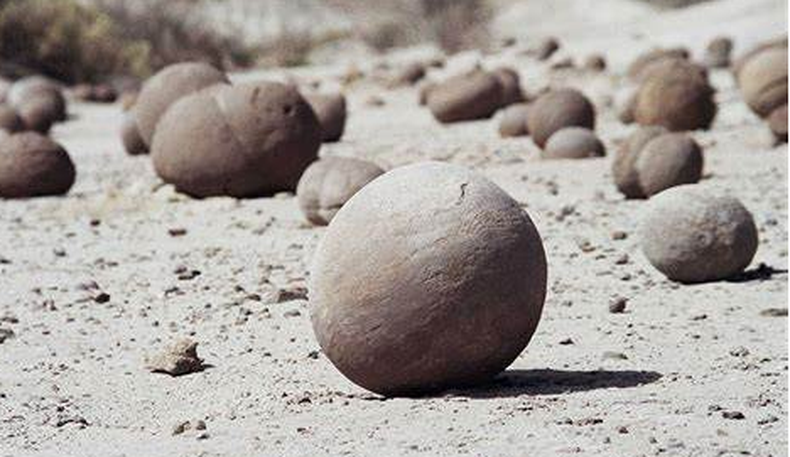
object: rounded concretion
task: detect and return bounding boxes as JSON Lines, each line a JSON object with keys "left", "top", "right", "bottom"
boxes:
{"left": 526, "top": 88, "right": 596, "bottom": 148}
{"left": 768, "top": 104, "right": 787, "bottom": 143}
{"left": 492, "top": 67, "right": 524, "bottom": 107}
{"left": 634, "top": 70, "right": 716, "bottom": 131}
{"left": 310, "top": 161, "right": 547, "bottom": 396}
{"left": 427, "top": 71, "right": 503, "bottom": 123}
{"left": 627, "top": 47, "right": 689, "bottom": 80}
{"left": 7, "top": 77, "right": 66, "bottom": 120}
{"left": 152, "top": 81, "right": 321, "bottom": 198}
{"left": 121, "top": 112, "right": 148, "bottom": 155}
{"left": 640, "top": 185, "right": 758, "bottom": 283}
{"left": 635, "top": 133, "right": 703, "bottom": 197}
{"left": 0, "top": 132, "right": 75, "bottom": 198}
{"left": 543, "top": 127, "right": 605, "bottom": 159}
{"left": 737, "top": 46, "right": 788, "bottom": 118}
{"left": 296, "top": 156, "right": 384, "bottom": 225}
{"left": 303, "top": 92, "right": 347, "bottom": 142}
{"left": 498, "top": 103, "right": 530, "bottom": 137}
{"left": 0, "top": 105, "right": 23, "bottom": 132}
{"left": 704, "top": 36, "right": 733, "bottom": 68}
{"left": 612, "top": 126, "right": 668, "bottom": 199}
{"left": 135, "top": 62, "right": 229, "bottom": 147}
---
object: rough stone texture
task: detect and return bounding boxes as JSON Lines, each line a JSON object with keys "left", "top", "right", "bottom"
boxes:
{"left": 427, "top": 71, "right": 503, "bottom": 123}
{"left": 527, "top": 88, "right": 596, "bottom": 148}
{"left": 135, "top": 62, "right": 229, "bottom": 147}
{"left": 641, "top": 185, "right": 758, "bottom": 283}
{"left": 310, "top": 162, "right": 547, "bottom": 396}
{"left": 145, "top": 339, "right": 205, "bottom": 376}
{"left": 152, "top": 82, "right": 321, "bottom": 198}
{"left": 296, "top": 156, "right": 384, "bottom": 225}
{"left": 543, "top": 127, "right": 605, "bottom": 159}
{"left": 0, "top": 132, "right": 75, "bottom": 198}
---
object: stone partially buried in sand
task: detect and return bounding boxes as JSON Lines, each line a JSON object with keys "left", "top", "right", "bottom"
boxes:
{"left": 427, "top": 70, "right": 502, "bottom": 123}
{"left": 152, "top": 81, "right": 321, "bottom": 198}
{"left": 303, "top": 92, "right": 347, "bottom": 143}
{"left": 526, "top": 88, "right": 595, "bottom": 148}
{"left": 543, "top": 127, "right": 605, "bottom": 159}
{"left": 0, "top": 132, "right": 75, "bottom": 198}
{"left": 146, "top": 339, "right": 205, "bottom": 376}
{"left": 310, "top": 161, "right": 547, "bottom": 396}
{"left": 640, "top": 185, "right": 758, "bottom": 283}
{"left": 135, "top": 62, "right": 229, "bottom": 147}
{"left": 498, "top": 103, "right": 530, "bottom": 137}
{"left": 296, "top": 156, "right": 384, "bottom": 225}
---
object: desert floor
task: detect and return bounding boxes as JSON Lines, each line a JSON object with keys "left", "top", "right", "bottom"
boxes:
{"left": 1, "top": 0, "right": 788, "bottom": 456}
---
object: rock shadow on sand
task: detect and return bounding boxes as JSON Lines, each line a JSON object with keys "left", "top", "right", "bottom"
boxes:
{"left": 444, "top": 368, "right": 662, "bottom": 399}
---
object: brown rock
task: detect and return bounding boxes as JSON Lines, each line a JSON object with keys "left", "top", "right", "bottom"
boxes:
{"left": 120, "top": 111, "right": 149, "bottom": 156}
{"left": 634, "top": 133, "right": 704, "bottom": 197}
{"left": 634, "top": 67, "right": 716, "bottom": 131}
{"left": 492, "top": 67, "right": 524, "bottom": 107}
{"left": 543, "top": 127, "right": 605, "bottom": 159}
{"left": 737, "top": 46, "right": 787, "bottom": 118}
{"left": 151, "top": 82, "right": 321, "bottom": 198}
{"left": 526, "top": 88, "right": 596, "bottom": 148}
{"left": 146, "top": 339, "right": 205, "bottom": 376}
{"left": 768, "top": 104, "right": 787, "bottom": 143}
{"left": 427, "top": 70, "right": 502, "bottom": 123}
{"left": 0, "top": 132, "right": 75, "bottom": 198}
{"left": 303, "top": 92, "right": 347, "bottom": 143}
{"left": 612, "top": 126, "right": 668, "bottom": 198}
{"left": 498, "top": 103, "right": 531, "bottom": 137}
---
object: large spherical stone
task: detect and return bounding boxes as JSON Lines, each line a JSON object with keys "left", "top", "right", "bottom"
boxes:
{"left": 135, "top": 62, "right": 228, "bottom": 147}
{"left": 634, "top": 133, "right": 704, "bottom": 197}
{"left": 427, "top": 70, "right": 503, "bottom": 123}
{"left": 0, "top": 104, "right": 23, "bottom": 132}
{"left": 612, "top": 126, "right": 668, "bottom": 198}
{"left": 498, "top": 103, "right": 530, "bottom": 137}
{"left": 543, "top": 127, "right": 605, "bottom": 159}
{"left": 303, "top": 92, "right": 346, "bottom": 143}
{"left": 0, "top": 132, "right": 75, "bottom": 198}
{"left": 634, "top": 70, "right": 716, "bottom": 131}
{"left": 492, "top": 67, "right": 524, "bottom": 108}
{"left": 526, "top": 88, "right": 595, "bottom": 148}
{"left": 768, "top": 104, "right": 787, "bottom": 143}
{"left": 17, "top": 95, "right": 62, "bottom": 133}
{"left": 732, "top": 37, "right": 787, "bottom": 77}
{"left": 151, "top": 82, "right": 321, "bottom": 198}
{"left": 296, "top": 156, "right": 384, "bottom": 225}
{"left": 120, "top": 112, "right": 148, "bottom": 156}
{"left": 737, "top": 46, "right": 788, "bottom": 118}
{"left": 640, "top": 185, "right": 758, "bottom": 283}
{"left": 310, "top": 161, "right": 547, "bottom": 396}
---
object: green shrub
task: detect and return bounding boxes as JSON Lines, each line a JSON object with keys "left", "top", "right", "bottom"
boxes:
{"left": 0, "top": 0, "right": 150, "bottom": 83}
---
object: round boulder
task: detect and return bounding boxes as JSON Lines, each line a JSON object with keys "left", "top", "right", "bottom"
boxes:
{"left": 427, "top": 70, "right": 502, "bottom": 123}
{"left": 120, "top": 111, "right": 149, "bottom": 156}
{"left": 303, "top": 92, "right": 347, "bottom": 143}
{"left": 135, "top": 62, "right": 229, "bottom": 147}
{"left": 634, "top": 67, "right": 716, "bottom": 131}
{"left": 737, "top": 46, "right": 788, "bottom": 118}
{"left": 498, "top": 103, "right": 530, "bottom": 137}
{"left": 640, "top": 185, "right": 758, "bottom": 283}
{"left": 0, "top": 105, "right": 23, "bottom": 132}
{"left": 612, "top": 126, "right": 668, "bottom": 198}
{"left": 627, "top": 47, "right": 689, "bottom": 81}
{"left": 0, "top": 132, "right": 75, "bottom": 198}
{"left": 296, "top": 156, "right": 384, "bottom": 225}
{"left": 634, "top": 133, "right": 704, "bottom": 197}
{"left": 526, "top": 88, "right": 596, "bottom": 148}
{"left": 309, "top": 161, "right": 547, "bottom": 396}
{"left": 543, "top": 127, "right": 605, "bottom": 159}
{"left": 151, "top": 82, "right": 321, "bottom": 198}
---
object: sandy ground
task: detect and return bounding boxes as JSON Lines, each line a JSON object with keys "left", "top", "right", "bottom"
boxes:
{"left": 0, "top": 1, "right": 788, "bottom": 456}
